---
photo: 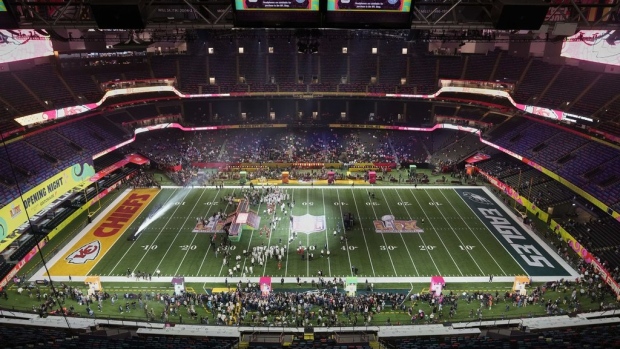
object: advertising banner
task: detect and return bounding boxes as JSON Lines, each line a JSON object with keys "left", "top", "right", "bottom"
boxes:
{"left": 0, "top": 163, "right": 95, "bottom": 240}
{"left": 476, "top": 168, "right": 549, "bottom": 222}
{"left": 259, "top": 276, "right": 272, "bottom": 296}
{"left": 0, "top": 240, "right": 46, "bottom": 289}
{"left": 465, "top": 153, "right": 491, "bottom": 164}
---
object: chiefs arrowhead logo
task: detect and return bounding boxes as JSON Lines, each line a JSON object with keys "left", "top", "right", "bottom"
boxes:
{"left": 66, "top": 241, "right": 101, "bottom": 264}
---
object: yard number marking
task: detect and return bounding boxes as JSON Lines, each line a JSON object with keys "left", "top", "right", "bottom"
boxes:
{"left": 141, "top": 245, "right": 158, "bottom": 250}
{"left": 380, "top": 245, "right": 397, "bottom": 250}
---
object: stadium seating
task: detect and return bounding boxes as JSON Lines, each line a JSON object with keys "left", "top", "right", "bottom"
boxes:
{"left": 60, "top": 72, "right": 103, "bottom": 102}
{"left": 514, "top": 59, "right": 562, "bottom": 104}
{"left": 539, "top": 66, "right": 597, "bottom": 109}
{"left": 437, "top": 56, "right": 465, "bottom": 80}
{"left": 462, "top": 50, "right": 501, "bottom": 81}
{"left": 381, "top": 324, "right": 620, "bottom": 349}
{"left": 0, "top": 324, "right": 238, "bottom": 349}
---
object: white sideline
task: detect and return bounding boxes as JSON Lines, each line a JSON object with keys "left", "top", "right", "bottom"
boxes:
{"left": 28, "top": 186, "right": 579, "bottom": 284}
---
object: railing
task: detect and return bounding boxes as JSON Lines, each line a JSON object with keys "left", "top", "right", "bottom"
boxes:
{"left": 0, "top": 303, "right": 609, "bottom": 328}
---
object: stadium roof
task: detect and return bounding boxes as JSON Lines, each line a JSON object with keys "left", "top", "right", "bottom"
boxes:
{"left": 4, "top": 0, "right": 619, "bottom": 31}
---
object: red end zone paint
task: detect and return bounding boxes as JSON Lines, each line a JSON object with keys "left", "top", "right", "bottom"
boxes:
{"left": 48, "top": 189, "right": 158, "bottom": 276}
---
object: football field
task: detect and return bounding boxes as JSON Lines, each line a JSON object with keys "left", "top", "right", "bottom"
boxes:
{"left": 37, "top": 186, "right": 577, "bottom": 283}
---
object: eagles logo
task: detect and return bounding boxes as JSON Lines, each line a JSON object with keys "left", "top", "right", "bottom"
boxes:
{"left": 463, "top": 192, "right": 493, "bottom": 205}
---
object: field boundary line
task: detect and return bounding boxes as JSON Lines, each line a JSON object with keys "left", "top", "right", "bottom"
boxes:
{"left": 44, "top": 275, "right": 570, "bottom": 283}
{"left": 408, "top": 188, "right": 464, "bottom": 276}
{"left": 439, "top": 189, "right": 508, "bottom": 276}
{"left": 160, "top": 185, "right": 484, "bottom": 190}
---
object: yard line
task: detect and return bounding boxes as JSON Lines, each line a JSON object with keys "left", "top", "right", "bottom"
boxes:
{"left": 152, "top": 188, "right": 209, "bottom": 274}
{"left": 306, "top": 188, "right": 310, "bottom": 277}
{"left": 106, "top": 188, "right": 179, "bottom": 276}
{"left": 321, "top": 189, "right": 333, "bottom": 276}
{"left": 260, "top": 187, "right": 283, "bottom": 277}
{"left": 353, "top": 188, "right": 397, "bottom": 276}
{"left": 422, "top": 189, "right": 485, "bottom": 275}
{"left": 441, "top": 191, "right": 508, "bottom": 275}
{"left": 389, "top": 188, "right": 440, "bottom": 275}
{"left": 284, "top": 189, "right": 295, "bottom": 277}
{"left": 173, "top": 188, "right": 222, "bottom": 276}
{"left": 408, "top": 188, "right": 464, "bottom": 276}
{"left": 334, "top": 189, "right": 356, "bottom": 276}
{"left": 240, "top": 189, "right": 268, "bottom": 277}
{"left": 379, "top": 189, "right": 421, "bottom": 276}
{"left": 198, "top": 188, "right": 237, "bottom": 276}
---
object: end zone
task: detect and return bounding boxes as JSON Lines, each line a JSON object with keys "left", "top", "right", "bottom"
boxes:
{"left": 43, "top": 189, "right": 159, "bottom": 277}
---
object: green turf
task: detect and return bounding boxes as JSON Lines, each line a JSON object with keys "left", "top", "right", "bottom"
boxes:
{"left": 82, "top": 187, "right": 571, "bottom": 279}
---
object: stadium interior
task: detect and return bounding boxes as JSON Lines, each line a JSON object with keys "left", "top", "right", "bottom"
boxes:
{"left": 0, "top": 0, "right": 619, "bottom": 347}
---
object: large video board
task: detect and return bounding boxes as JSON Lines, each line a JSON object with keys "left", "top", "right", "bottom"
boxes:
{"left": 235, "top": 0, "right": 319, "bottom": 10}
{"left": 325, "top": 0, "right": 412, "bottom": 28}
{"left": 233, "top": 0, "right": 320, "bottom": 27}
{"left": 0, "top": 30, "right": 54, "bottom": 63}
{"left": 327, "top": 0, "right": 411, "bottom": 12}
{"left": 561, "top": 30, "right": 620, "bottom": 67}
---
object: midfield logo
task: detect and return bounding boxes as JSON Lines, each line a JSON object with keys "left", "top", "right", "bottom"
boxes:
{"left": 463, "top": 191, "right": 493, "bottom": 205}
{"left": 291, "top": 214, "right": 326, "bottom": 234}
{"left": 66, "top": 241, "right": 101, "bottom": 264}
{"left": 374, "top": 215, "right": 423, "bottom": 233}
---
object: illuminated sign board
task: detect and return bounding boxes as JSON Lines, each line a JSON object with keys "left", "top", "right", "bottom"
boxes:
{"left": 561, "top": 30, "right": 620, "bottom": 67}
{"left": 327, "top": 0, "right": 411, "bottom": 12}
{"left": 235, "top": 0, "right": 319, "bottom": 10}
